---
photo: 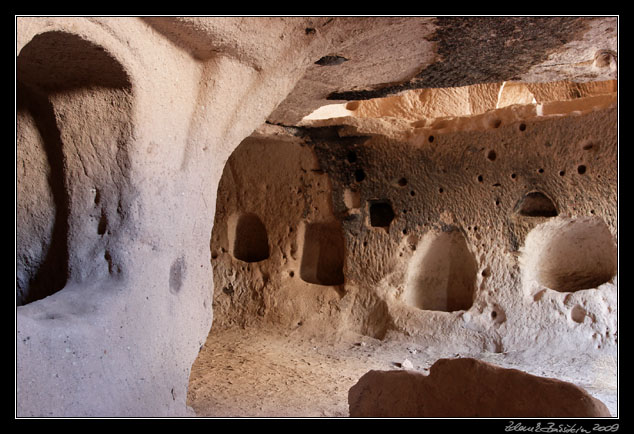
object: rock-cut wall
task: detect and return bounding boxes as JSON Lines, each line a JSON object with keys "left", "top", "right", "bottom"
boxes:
{"left": 210, "top": 84, "right": 617, "bottom": 354}
{"left": 15, "top": 16, "right": 618, "bottom": 417}
{"left": 15, "top": 16, "right": 334, "bottom": 417}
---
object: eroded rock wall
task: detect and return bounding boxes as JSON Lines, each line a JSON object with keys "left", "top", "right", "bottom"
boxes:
{"left": 15, "top": 16, "right": 333, "bottom": 417}
{"left": 212, "top": 87, "right": 617, "bottom": 355}
{"left": 210, "top": 130, "right": 347, "bottom": 334}
{"left": 16, "top": 16, "right": 618, "bottom": 417}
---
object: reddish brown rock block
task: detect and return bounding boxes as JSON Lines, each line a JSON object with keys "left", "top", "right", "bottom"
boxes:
{"left": 348, "top": 357, "right": 610, "bottom": 417}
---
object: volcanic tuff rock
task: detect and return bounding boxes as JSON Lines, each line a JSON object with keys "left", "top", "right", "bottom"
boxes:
{"left": 16, "top": 16, "right": 617, "bottom": 417}
{"left": 348, "top": 357, "right": 612, "bottom": 417}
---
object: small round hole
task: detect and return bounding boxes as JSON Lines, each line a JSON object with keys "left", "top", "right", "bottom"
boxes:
{"left": 477, "top": 175, "right": 484, "bottom": 183}
{"left": 559, "top": 170, "right": 565, "bottom": 176}
{"left": 289, "top": 271, "right": 295, "bottom": 277}
{"left": 538, "top": 168, "right": 544, "bottom": 174}
{"left": 577, "top": 165, "right": 587, "bottom": 175}
{"left": 519, "top": 123, "right": 527, "bottom": 131}
{"left": 410, "top": 190, "right": 416, "bottom": 196}
{"left": 347, "top": 150, "right": 358, "bottom": 163}
{"left": 397, "top": 177, "right": 408, "bottom": 187}
{"left": 354, "top": 168, "right": 366, "bottom": 182}
{"left": 428, "top": 135, "right": 434, "bottom": 143}
{"left": 491, "top": 311, "right": 498, "bottom": 319}
{"left": 487, "top": 150, "right": 497, "bottom": 161}
{"left": 510, "top": 173, "right": 517, "bottom": 180}
{"left": 439, "top": 187, "right": 444, "bottom": 193}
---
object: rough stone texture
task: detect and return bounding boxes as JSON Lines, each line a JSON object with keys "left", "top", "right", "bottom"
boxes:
{"left": 15, "top": 16, "right": 618, "bottom": 417}
{"left": 267, "top": 17, "right": 438, "bottom": 125}
{"left": 16, "top": 16, "right": 333, "bottom": 417}
{"left": 348, "top": 357, "right": 611, "bottom": 417}
{"left": 212, "top": 85, "right": 617, "bottom": 352}
{"left": 209, "top": 130, "right": 348, "bottom": 333}
{"left": 271, "top": 16, "right": 617, "bottom": 124}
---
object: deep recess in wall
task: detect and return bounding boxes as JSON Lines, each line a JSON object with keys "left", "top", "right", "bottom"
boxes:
{"left": 16, "top": 31, "right": 132, "bottom": 306}
{"left": 525, "top": 217, "right": 617, "bottom": 293}
{"left": 515, "top": 191, "right": 558, "bottom": 217}
{"left": 231, "top": 213, "right": 270, "bottom": 263}
{"left": 300, "top": 222, "right": 345, "bottom": 286}
{"left": 404, "top": 228, "right": 477, "bottom": 312}
{"left": 369, "top": 200, "right": 395, "bottom": 228}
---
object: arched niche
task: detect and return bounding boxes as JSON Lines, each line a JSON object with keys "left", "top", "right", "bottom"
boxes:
{"left": 521, "top": 216, "right": 617, "bottom": 293}
{"left": 299, "top": 222, "right": 345, "bottom": 286}
{"left": 16, "top": 31, "right": 133, "bottom": 305}
{"left": 229, "top": 212, "right": 270, "bottom": 263}
{"left": 514, "top": 191, "right": 558, "bottom": 218}
{"left": 403, "top": 228, "right": 477, "bottom": 312}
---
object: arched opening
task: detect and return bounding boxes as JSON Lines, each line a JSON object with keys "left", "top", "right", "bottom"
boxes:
{"left": 403, "top": 228, "right": 477, "bottom": 312}
{"left": 299, "top": 222, "right": 345, "bottom": 286}
{"left": 16, "top": 31, "right": 132, "bottom": 305}
{"left": 514, "top": 191, "right": 558, "bottom": 217}
{"left": 14, "top": 18, "right": 619, "bottom": 419}
{"left": 191, "top": 132, "right": 353, "bottom": 416}
{"left": 230, "top": 213, "right": 270, "bottom": 263}
{"left": 522, "top": 217, "right": 617, "bottom": 293}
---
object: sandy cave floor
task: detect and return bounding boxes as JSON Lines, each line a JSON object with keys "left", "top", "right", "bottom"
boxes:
{"left": 186, "top": 325, "right": 618, "bottom": 418}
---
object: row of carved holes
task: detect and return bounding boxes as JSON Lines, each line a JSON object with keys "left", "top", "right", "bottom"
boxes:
{"left": 230, "top": 213, "right": 344, "bottom": 286}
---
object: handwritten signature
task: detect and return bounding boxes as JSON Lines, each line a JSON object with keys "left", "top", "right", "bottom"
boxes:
{"left": 505, "top": 421, "right": 619, "bottom": 433}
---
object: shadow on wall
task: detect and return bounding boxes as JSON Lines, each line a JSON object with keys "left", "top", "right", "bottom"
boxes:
{"left": 16, "top": 31, "right": 133, "bottom": 306}
{"left": 17, "top": 31, "right": 130, "bottom": 92}
{"left": 16, "top": 81, "right": 69, "bottom": 305}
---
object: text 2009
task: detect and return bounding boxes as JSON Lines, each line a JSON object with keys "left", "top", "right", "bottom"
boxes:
{"left": 593, "top": 425, "right": 619, "bottom": 433}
